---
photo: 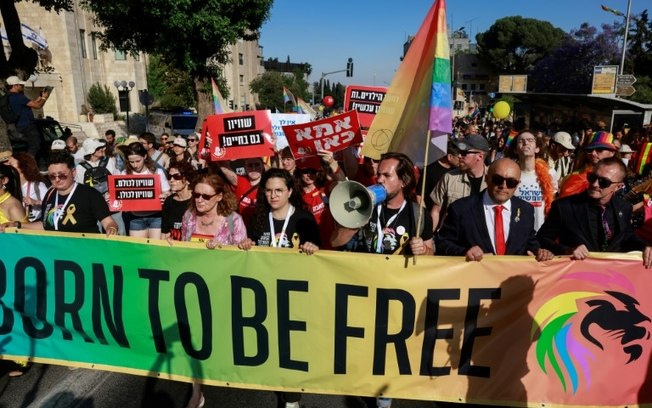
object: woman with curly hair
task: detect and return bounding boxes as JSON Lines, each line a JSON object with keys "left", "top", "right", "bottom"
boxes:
{"left": 179, "top": 172, "right": 247, "bottom": 408}
{"left": 180, "top": 173, "right": 246, "bottom": 246}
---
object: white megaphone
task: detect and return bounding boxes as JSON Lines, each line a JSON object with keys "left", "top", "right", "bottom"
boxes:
{"left": 330, "top": 180, "right": 387, "bottom": 228}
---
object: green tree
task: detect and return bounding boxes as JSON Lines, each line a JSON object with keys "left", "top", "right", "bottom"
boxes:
{"left": 82, "top": 0, "right": 273, "bottom": 127}
{"left": 87, "top": 83, "right": 117, "bottom": 115}
{"left": 476, "top": 16, "right": 567, "bottom": 74}
{"left": 249, "top": 70, "right": 310, "bottom": 111}
{"left": 147, "top": 54, "right": 197, "bottom": 109}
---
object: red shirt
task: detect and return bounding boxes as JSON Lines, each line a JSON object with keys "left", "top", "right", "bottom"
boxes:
{"left": 234, "top": 175, "right": 258, "bottom": 226}
{"left": 301, "top": 187, "right": 334, "bottom": 250}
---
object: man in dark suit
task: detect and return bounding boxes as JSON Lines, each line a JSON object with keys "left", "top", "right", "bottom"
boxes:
{"left": 537, "top": 157, "right": 652, "bottom": 268}
{"left": 436, "top": 158, "right": 553, "bottom": 262}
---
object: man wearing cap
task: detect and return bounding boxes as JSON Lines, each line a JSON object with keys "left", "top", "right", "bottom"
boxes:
{"left": 538, "top": 157, "right": 652, "bottom": 268}
{"left": 50, "top": 139, "right": 66, "bottom": 151}
{"left": 417, "top": 141, "right": 460, "bottom": 212}
{"left": 74, "top": 138, "right": 116, "bottom": 192}
{"left": 430, "top": 134, "right": 490, "bottom": 230}
{"left": 6, "top": 75, "right": 50, "bottom": 157}
{"left": 549, "top": 131, "right": 575, "bottom": 180}
{"left": 169, "top": 136, "right": 197, "bottom": 169}
{"left": 559, "top": 131, "right": 618, "bottom": 198}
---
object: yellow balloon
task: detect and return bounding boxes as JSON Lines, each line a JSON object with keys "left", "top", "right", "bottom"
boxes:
{"left": 493, "top": 101, "right": 511, "bottom": 119}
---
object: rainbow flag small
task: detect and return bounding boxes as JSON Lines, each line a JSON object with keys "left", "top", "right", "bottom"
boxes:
{"left": 283, "top": 87, "right": 297, "bottom": 105}
{"left": 211, "top": 78, "right": 230, "bottom": 114}
{"left": 505, "top": 129, "right": 519, "bottom": 148}
{"left": 297, "top": 97, "right": 317, "bottom": 119}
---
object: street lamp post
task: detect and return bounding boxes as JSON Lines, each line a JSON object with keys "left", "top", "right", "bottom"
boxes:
{"left": 114, "top": 80, "right": 135, "bottom": 132}
{"left": 620, "top": 0, "right": 633, "bottom": 75}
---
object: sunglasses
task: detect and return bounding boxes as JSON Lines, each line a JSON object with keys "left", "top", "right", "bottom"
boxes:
{"left": 167, "top": 173, "right": 184, "bottom": 181}
{"left": 491, "top": 174, "right": 520, "bottom": 189}
{"left": 48, "top": 173, "right": 69, "bottom": 181}
{"left": 192, "top": 192, "right": 218, "bottom": 200}
{"left": 187, "top": 138, "right": 197, "bottom": 142}
{"left": 458, "top": 150, "right": 481, "bottom": 157}
{"left": 587, "top": 172, "right": 618, "bottom": 188}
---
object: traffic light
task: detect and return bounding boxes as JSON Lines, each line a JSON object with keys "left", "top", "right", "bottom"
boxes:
{"left": 346, "top": 58, "right": 353, "bottom": 77}
{"left": 229, "top": 100, "right": 234, "bottom": 110}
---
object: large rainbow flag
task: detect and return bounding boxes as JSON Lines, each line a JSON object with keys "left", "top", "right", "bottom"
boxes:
{"left": 361, "top": 0, "right": 452, "bottom": 165}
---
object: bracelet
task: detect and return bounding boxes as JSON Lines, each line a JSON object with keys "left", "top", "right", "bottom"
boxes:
{"left": 107, "top": 226, "right": 117, "bottom": 233}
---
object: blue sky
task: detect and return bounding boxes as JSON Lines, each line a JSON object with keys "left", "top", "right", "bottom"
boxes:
{"left": 260, "top": 0, "right": 647, "bottom": 92}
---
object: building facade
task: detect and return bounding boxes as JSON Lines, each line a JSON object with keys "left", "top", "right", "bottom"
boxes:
{"left": 11, "top": 1, "right": 147, "bottom": 124}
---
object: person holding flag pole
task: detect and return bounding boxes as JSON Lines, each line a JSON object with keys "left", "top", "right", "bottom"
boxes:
{"left": 330, "top": 1, "right": 449, "bottom": 406}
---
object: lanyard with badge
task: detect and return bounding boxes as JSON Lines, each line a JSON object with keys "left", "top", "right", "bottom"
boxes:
{"left": 375, "top": 201, "right": 406, "bottom": 253}
{"left": 53, "top": 183, "right": 78, "bottom": 231}
{"left": 269, "top": 204, "right": 294, "bottom": 247}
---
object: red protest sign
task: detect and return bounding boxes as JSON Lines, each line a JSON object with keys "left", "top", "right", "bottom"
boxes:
{"left": 344, "top": 85, "right": 387, "bottom": 129}
{"left": 202, "top": 110, "right": 275, "bottom": 161}
{"left": 281, "top": 110, "right": 362, "bottom": 159}
{"left": 107, "top": 174, "right": 162, "bottom": 212}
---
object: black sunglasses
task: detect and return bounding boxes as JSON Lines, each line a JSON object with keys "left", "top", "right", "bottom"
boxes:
{"left": 167, "top": 173, "right": 184, "bottom": 181}
{"left": 192, "top": 192, "right": 218, "bottom": 200}
{"left": 458, "top": 150, "right": 481, "bottom": 157}
{"left": 491, "top": 174, "right": 520, "bottom": 189}
{"left": 587, "top": 172, "right": 619, "bottom": 188}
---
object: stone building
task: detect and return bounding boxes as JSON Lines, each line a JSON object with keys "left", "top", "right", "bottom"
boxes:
{"left": 7, "top": 1, "right": 264, "bottom": 129}
{"left": 10, "top": 1, "right": 147, "bottom": 125}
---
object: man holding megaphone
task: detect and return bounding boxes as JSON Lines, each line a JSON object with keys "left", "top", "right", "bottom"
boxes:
{"left": 330, "top": 152, "right": 433, "bottom": 256}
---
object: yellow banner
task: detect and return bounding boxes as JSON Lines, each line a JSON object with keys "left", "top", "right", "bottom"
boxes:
{"left": 0, "top": 230, "right": 650, "bottom": 407}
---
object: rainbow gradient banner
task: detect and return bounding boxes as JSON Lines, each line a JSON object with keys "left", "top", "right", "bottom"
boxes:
{"left": 362, "top": 0, "right": 452, "bottom": 165}
{"left": 1, "top": 230, "right": 652, "bottom": 407}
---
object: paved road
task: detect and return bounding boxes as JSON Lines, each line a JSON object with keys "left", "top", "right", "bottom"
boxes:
{"left": 0, "top": 362, "right": 442, "bottom": 408}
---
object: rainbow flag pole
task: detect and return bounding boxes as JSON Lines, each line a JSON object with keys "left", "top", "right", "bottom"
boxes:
{"left": 361, "top": 0, "right": 452, "bottom": 164}
{"left": 358, "top": 0, "right": 452, "bottom": 247}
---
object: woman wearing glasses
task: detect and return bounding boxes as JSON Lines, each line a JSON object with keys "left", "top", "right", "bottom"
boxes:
{"left": 2, "top": 151, "right": 118, "bottom": 235}
{"left": 237, "top": 168, "right": 319, "bottom": 408}
{"left": 122, "top": 142, "right": 170, "bottom": 239}
{"left": 180, "top": 173, "right": 247, "bottom": 408}
{"left": 161, "top": 161, "right": 196, "bottom": 241}
{"left": 180, "top": 173, "right": 246, "bottom": 245}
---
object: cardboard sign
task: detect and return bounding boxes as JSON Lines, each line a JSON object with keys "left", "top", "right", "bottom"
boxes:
{"left": 344, "top": 85, "right": 387, "bottom": 129}
{"left": 201, "top": 110, "right": 275, "bottom": 161}
{"left": 282, "top": 110, "right": 362, "bottom": 159}
{"left": 108, "top": 174, "right": 162, "bottom": 212}
{"left": 271, "top": 113, "right": 312, "bottom": 150}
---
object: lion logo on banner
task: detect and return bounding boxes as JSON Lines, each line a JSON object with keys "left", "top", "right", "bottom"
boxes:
{"left": 531, "top": 271, "right": 651, "bottom": 394}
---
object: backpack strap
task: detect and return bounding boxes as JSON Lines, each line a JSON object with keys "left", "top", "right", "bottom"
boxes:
{"left": 80, "top": 161, "right": 92, "bottom": 171}
{"left": 227, "top": 213, "right": 234, "bottom": 237}
{"left": 238, "top": 184, "right": 258, "bottom": 205}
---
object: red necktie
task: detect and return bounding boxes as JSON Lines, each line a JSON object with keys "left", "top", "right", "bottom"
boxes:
{"left": 494, "top": 205, "right": 506, "bottom": 255}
